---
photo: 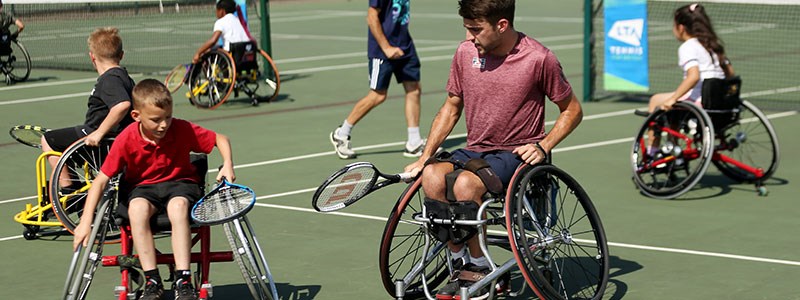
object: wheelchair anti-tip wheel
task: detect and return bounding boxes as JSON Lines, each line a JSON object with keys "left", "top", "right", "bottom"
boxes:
{"left": 61, "top": 196, "right": 115, "bottom": 300}
{"left": 223, "top": 216, "right": 279, "bottom": 300}
{"left": 50, "top": 138, "right": 121, "bottom": 240}
{"left": 188, "top": 48, "right": 236, "bottom": 109}
{"left": 631, "top": 101, "right": 715, "bottom": 199}
{"left": 506, "top": 164, "right": 609, "bottom": 300}
{"left": 378, "top": 179, "right": 450, "bottom": 299}
{"left": 712, "top": 100, "right": 780, "bottom": 183}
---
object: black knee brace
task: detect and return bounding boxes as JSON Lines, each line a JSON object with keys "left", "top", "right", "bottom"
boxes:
{"left": 423, "top": 198, "right": 479, "bottom": 244}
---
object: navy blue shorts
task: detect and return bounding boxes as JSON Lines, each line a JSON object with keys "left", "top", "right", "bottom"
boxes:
{"left": 450, "top": 149, "right": 524, "bottom": 187}
{"left": 367, "top": 55, "right": 421, "bottom": 91}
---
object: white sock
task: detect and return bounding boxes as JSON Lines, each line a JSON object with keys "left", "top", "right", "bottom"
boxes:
{"left": 339, "top": 120, "right": 353, "bottom": 138}
{"left": 470, "top": 255, "right": 490, "bottom": 268}
{"left": 407, "top": 127, "right": 422, "bottom": 148}
{"left": 451, "top": 248, "right": 468, "bottom": 262}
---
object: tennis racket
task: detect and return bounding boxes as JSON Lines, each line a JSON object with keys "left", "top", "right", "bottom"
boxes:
{"left": 9, "top": 125, "right": 49, "bottom": 148}
{"left": 191, "top": 178, "right": 256, "bottom": 225}
{"left": 312, "top": 162, "right": 415, "bottom": 212}
{"left": 165, "top": 63, "right": 191, "bottom": 93}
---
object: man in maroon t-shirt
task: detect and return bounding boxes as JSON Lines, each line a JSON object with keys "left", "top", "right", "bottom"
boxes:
{"left": 404, "top": 0, "right": 583, "bottom": 298}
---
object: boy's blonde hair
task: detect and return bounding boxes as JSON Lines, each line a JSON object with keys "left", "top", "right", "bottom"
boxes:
{"left": 132, "top": 79, "right": 173, "bottom": 110}
{"left": 88, "top": 27, "right": 124, "bottom": 63}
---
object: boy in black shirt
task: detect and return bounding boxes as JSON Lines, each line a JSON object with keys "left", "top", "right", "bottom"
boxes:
{"left": 41, "top": 27, "right": 134, "bottom": 188}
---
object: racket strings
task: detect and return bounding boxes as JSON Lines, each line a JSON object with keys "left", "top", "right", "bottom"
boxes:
{"left": 194, "top": 186, "right": 254, "bottom": 223}
{"left": 317, "top": 167, "right": 376, "bottom": 209}
{"left": 10, "top": 127, "right": 46, "bottom": 148}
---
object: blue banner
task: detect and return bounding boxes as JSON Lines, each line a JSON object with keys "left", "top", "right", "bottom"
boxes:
{"left": 604, "top": 0, "right": 649, "bottom": 91}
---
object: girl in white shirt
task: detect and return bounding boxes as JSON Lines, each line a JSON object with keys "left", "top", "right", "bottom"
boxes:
{"left": 648, "top": 3, "right": 734, "bottom": 112}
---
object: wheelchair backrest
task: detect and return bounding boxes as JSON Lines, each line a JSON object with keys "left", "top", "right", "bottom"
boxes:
{"left": 0, "top": 32, "right": 11, "bottom": 56}
{"left": 701, "top": 76, "right": 742, "bottom": 111}
{"left": 230, "top": 41, "right": 259, "bottom": 73}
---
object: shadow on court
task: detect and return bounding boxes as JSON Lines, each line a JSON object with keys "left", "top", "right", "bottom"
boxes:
{"left": 656, "top": 174, "right": 790, "bottom": 201}
{"left": 199, "top": 282, "right": 320, "bottom": 300}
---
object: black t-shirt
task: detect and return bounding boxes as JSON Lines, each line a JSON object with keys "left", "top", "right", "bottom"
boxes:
{"left": 84, "top": 67, "right": 135, "bottom": 134}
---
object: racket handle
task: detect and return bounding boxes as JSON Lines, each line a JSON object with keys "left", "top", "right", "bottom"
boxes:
{"left": 398, "top": 172, "right": 415, "bottom": 183}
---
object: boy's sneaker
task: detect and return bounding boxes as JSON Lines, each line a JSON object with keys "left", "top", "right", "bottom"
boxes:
{"left": 329, "top": 127, "right": 356, "bottom": 159}
{"left": 173, "top": 278, "right": 198, "bottom": 300}
{"left": 138, "top": 279, "right": 164, "bottom": 300}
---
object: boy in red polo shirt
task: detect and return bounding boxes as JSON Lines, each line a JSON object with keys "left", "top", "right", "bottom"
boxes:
{"left": 73, "top": 79, "right": 235, "bottom": 300}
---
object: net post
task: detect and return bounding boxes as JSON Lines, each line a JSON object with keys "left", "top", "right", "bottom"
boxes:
{"left": 259, "top": 0, "right": 273, "bottom": 77}
{"left": 582, "top": 0, "right": 594, "bottom": 102}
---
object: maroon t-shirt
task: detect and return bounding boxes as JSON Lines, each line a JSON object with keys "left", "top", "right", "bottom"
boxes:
{"left": 447, "top": 33, "right": 573, "bottom": 152}
{"left": 101, "top": 118, "right": 217, "bottom": 186}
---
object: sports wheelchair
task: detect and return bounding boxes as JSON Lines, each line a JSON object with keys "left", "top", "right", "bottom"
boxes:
{"left": 60, "top": 153, "right": 279, "bottom": 300}
{"left": 379, "top": 160, "right": 610, "bottom": 300}
{"left": 0, "top": 30, "right": 31, "bottom": 84}
{"left": 13, "top": 138, "right": 111, "bottom": 240}
{"left": 187, "top": 41, "right": 280, "bottom": 108}
{"left": 631, "top": 77, "right": 780, "bottom": 199}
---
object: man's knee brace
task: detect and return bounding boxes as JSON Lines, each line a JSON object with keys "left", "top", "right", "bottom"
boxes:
{"left": 423, "top": 198, "right": 479, "bottom": 244}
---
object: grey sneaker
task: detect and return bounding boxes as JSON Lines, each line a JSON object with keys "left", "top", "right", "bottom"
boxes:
{"left": 330, "top": 127, "right": 356, "bottom": 159}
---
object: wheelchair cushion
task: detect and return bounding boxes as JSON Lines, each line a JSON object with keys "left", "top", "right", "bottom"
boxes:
{"left": 229, "top": 41, "right": 259, "bottom": 73}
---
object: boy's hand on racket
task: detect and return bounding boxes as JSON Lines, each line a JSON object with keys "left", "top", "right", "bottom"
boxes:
{"left": 73, "top": 222, "right": 91, "bottom": 251}
{"left": 216, "top": 165, "right": 236, "bottom": 183}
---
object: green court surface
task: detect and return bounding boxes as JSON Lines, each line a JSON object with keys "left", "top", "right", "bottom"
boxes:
{"left": 1, "top": 0, "right": 798, "bottom": 299}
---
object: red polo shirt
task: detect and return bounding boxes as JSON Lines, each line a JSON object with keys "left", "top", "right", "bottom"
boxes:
{"left": 101, "top": 118, "right": 217, "bottom": 186}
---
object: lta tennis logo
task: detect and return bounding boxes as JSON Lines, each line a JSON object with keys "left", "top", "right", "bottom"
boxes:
{"left": 607, "top": 19, "right": 644, "bottom": 55}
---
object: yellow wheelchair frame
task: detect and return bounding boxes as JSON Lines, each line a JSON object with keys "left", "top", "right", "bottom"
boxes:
{"left": 14, "top": 150, "right": 64, "bottom": 239}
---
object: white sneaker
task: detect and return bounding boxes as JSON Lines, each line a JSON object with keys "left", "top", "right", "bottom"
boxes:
{"left": 403, "top": 140, "right": 442, "bottom": 158}
{"left": 330, "top": 128, "right": 356, "bottom": 159}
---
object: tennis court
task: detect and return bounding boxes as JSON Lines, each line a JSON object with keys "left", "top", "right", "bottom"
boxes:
{"left": 1, "top": 0, "right": 799, "bottom": 299}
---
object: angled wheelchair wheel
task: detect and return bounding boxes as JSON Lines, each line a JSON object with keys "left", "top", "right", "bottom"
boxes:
{"left": 50, "top": 138, "right": 121, "bottom": 240}
{"left": 2, "top": 40, "right": 31, "bottom": 82}
{"left": 712, "top": 100, "right": 780, "bottom": 183}
{"left": 631, "top": 102, "right": 715, "bottom": 199}
{"left": 188, "top": 49, "right": 236, "bottom": 109}
{"left": 61, "top": 197, "right": 114, "bottom": 300}
{"left": 507, "top": 164, "right": 609, "bottom": 300}
{"left": 378, "top": 179, "right": 450, "bottom": 299}
{"left": 223, "top": 216, "right": 279, "bottom": 300}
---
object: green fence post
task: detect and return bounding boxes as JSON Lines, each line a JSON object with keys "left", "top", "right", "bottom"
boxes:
{"left": 583, "top": 0, "right": 594, "bottom": 102}
{"left": 260, "top": 0, "right": 273, "bottom": 76}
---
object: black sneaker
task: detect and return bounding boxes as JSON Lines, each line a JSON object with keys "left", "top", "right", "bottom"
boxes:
{"left": 139, "top": 279, "right": 164, "bottom": 300}
{"left": 173, "top": 278, "right": 198, "bottom": 300}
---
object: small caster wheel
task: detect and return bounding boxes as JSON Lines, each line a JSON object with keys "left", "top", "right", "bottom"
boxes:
{"left": 23, "top": 227, "right": 38, "bottom": 240}
{"left": 756, "top": 186, "right": 768, "bottom": 196}
{"left": 251, "top": 98, "right": 259, "bottom": 106}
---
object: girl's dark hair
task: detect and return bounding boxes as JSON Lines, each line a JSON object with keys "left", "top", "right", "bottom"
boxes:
{"left": 674, "top": 3, "right": 730, "bottom": 74}
{"left": 458, "top": 0, "right": 515, "bottom": 27}
{"left": 216, "top": 0, "right": 237, "bottom": 14}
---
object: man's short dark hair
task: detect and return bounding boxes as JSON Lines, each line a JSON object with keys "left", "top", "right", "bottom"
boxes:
{"left": 458, "top": 0, "right": 515, "bottom": 27}
{"left": 216, "top": 0, "right": 237, "bottom": 14}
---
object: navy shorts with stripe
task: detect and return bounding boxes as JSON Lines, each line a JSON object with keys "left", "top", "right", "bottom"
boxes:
{"left": 450, "top": 149, "right": 524, "bottom": 187}
{"left": 367, "top": 54, "right": 421, "bottom": 91}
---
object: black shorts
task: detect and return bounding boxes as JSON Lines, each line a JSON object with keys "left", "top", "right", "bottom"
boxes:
{"left": 127, "top": 181, "right": 203, "bottom": 213}
{"left": 43, "top": 125, "right": 91, "bottom": 152}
